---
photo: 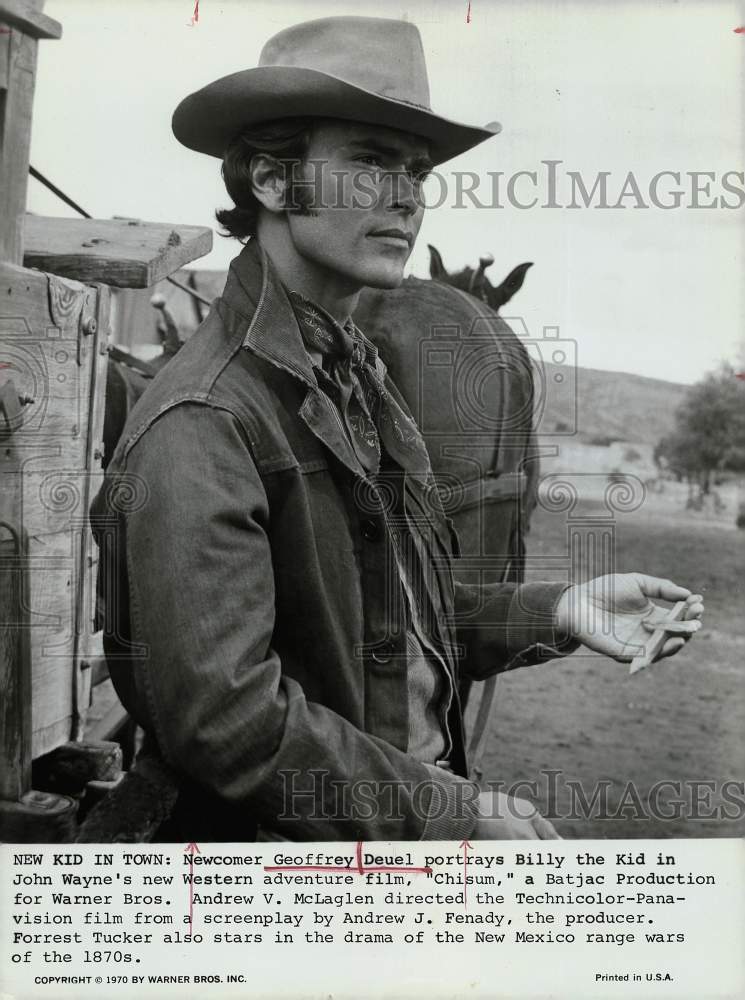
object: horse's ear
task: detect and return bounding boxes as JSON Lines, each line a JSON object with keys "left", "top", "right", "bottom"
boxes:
{"left": 428, "top": 244, "right": 448, "bottom": 280}
{"left": 489, "top": 262, "right": 533, "bottom": 310}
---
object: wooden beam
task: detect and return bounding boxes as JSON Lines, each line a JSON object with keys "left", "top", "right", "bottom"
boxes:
{"left": 0, "top": 28, "right": 38, "bottom": 263}
{"left": 0, "top": 1, "right": 62, "bottom": 40}
{"left": 23, "top": 216, "right": 214, "bottom": 288}
{"left": 0, "top": 523, "right": 31, "bottom": 799}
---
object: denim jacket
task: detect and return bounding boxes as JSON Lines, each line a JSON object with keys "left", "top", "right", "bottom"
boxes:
{"left": 90, "top": 239, "right": 571, "bottom": 842}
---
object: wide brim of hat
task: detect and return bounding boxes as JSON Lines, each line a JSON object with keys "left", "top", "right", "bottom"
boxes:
{"left": 172, "top": 65, "right": 501, "bottom": 166}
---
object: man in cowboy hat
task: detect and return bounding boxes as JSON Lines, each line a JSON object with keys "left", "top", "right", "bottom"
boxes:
{"left": 91, "top": 16, "right": 703, "bottom": 841}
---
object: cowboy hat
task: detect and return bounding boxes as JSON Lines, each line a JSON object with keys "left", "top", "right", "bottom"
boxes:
{"left": 172, "top": 16, "right": 501, "bottom": 166}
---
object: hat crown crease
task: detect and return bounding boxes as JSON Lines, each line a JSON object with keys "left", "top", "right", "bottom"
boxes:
{"left": 258, "top": 16, "right": 432, "bottom": 109}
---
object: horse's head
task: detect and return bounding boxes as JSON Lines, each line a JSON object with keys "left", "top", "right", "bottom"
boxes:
{"left": 427, "top": 244, "right": 533, "bottom": 312}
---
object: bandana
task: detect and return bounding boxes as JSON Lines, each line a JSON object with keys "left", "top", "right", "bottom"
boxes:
{"left": 287, "top": 289, "right": 432, "bottom": 481}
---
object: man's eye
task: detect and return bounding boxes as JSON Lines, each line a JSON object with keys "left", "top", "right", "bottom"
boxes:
{"left": 357, "top": 155, "right": 383, "bottom": 167}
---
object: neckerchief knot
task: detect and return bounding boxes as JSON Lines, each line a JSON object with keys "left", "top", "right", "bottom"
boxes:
{"left": 287, "top": 288, "right": 433, "bottom": 483}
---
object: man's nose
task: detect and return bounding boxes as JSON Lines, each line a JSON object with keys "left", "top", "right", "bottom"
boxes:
{"left": 384, "top": 170, "right": 419, "bottom": 214}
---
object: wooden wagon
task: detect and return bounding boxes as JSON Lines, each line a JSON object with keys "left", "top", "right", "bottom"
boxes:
{"left": 0, "top": 1, "right": 212, "bottom": 842}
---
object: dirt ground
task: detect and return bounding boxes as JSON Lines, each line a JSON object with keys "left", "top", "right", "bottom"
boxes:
{"left": 469, "top": 500, "right": 745, "bottom": 839}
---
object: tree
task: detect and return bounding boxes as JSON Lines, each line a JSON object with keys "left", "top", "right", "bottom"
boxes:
{"left": 655, "top": 363, "right": 745, "bottom": 498}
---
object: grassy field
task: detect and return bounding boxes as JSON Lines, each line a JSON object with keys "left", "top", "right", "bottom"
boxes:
{"left": 470, "top": 500, "right": 745, "bottom": 839}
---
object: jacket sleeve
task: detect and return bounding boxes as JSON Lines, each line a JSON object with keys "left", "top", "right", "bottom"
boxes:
{"left": 453, "top": 579, "right": 579, "bottom": 681}
{"left": 94, "top": 401, "right": 478, "bottom": 842}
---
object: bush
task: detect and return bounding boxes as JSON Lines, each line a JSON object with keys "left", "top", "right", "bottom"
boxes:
{"left": 737, "top": 502, "right": 745, "bottom": 531}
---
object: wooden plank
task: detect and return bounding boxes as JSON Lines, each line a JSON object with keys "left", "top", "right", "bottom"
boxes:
{"left": 0, "top": 526, "right": 32, "bottom": 799}
{"left": 0, "top": 24, "right": 11, "bottom": 89}
{"left": 24, "top": 216, "right": 214, "bottom": 288}
{"left": 0, "top": 29, "right": 38, "bottom": 263}
{"left": 0, "top": 1, "right": 62, "bottom": 39}
{"left": 26, "top": 528, "right": 78, "bottom": 758}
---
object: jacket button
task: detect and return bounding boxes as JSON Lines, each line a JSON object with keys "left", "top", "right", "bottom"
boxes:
{"left": 360, "top": 518, "right": 380, "bottom": 542}
{"left": 371, "top": 642, "right": 394, "bottom": 664}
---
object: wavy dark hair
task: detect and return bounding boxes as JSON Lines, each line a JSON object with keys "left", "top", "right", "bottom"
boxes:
{"left": 215, "top": 118, "right": 317, "bottom": 241}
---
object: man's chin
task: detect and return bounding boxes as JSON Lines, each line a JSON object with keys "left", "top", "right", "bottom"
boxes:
{"left": 355, "top": 265, "right": 407, "bottom": 290}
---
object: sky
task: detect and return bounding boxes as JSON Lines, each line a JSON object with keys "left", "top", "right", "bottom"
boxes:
{"left": 27, "top": 0, "right": 744, "bottom": 385}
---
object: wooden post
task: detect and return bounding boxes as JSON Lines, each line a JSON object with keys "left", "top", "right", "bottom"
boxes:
{"left": 0, "top": 519, "right": 31, "bottom": 799}
{"left": 0, "top": 1, "right": 62, "bottom": 263}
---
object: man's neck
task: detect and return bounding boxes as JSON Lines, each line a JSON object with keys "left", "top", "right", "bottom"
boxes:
{"left": 255, "top": 224, "right": 361, "bottom": 325}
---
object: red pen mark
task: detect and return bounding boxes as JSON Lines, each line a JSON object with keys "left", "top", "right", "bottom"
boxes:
{"left": 735, "top": 372, "right": 745, "bottom": 381}
{"left": 734, "top": 25, "right": 745, "bottom": 33}
{"left": 187, "top": 0, "right": 199, "bottom": 26}
{"left": 0, "top": 362, "right": 13, "bottom": 368}
{"left": 466, "top": 1, "right": 472, "bottom": 23}
{"left": 184, "top": 842, "right": 200, "bottom": 931}
{"left": 460, "top": 838, "right": 472, "bottom": 907}
{"left": 264, "top": 842, "right": 432, "bottom": 877}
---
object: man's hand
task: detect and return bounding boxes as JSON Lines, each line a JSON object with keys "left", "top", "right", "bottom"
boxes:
{"left": 556, "top": 573, "right": 704, "bottom": 663}
{"left": 472, "top": 791, "right": 561, "bottom": 840}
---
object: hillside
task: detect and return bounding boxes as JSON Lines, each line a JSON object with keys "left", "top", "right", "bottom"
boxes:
{"left": 537, "top": 363, "right": 688, "bottom": 446}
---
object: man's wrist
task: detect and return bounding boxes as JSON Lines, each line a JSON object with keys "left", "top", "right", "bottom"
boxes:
{"left": 553, "top": 584, "right": 581, "bottom": 654}
{"left": 553, "top": 585, "right": 580, "bottom": 648}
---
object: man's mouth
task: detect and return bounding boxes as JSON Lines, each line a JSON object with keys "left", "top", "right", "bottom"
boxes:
{"left": 367, "top": 228, "right": 413, "bottom": 248}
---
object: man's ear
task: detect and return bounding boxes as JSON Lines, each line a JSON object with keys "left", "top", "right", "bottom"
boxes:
{"left": 249, "top": 154, "right": 288, "bottom": 214}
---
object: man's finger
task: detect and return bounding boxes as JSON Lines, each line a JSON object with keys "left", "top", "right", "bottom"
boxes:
{"left": 683, "top": 601, "right": 704, "bottom": 620}
{"left": 633, "top": 574, "right": 692, "bottom": 603}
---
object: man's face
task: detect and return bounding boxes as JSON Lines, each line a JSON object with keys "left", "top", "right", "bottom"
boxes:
{"left": 284, "top": 120, "right": 432, "bottom": 290}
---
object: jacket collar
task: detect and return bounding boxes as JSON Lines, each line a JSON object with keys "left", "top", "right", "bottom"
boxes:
{"left": 221, "top": 238, "right": 317, "bottom": 387}
{"left": 222, "top": 238, "right": 388, "bottom": 386}
{"left": 220, "top": 239, "right": 377, "bottom": 478}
